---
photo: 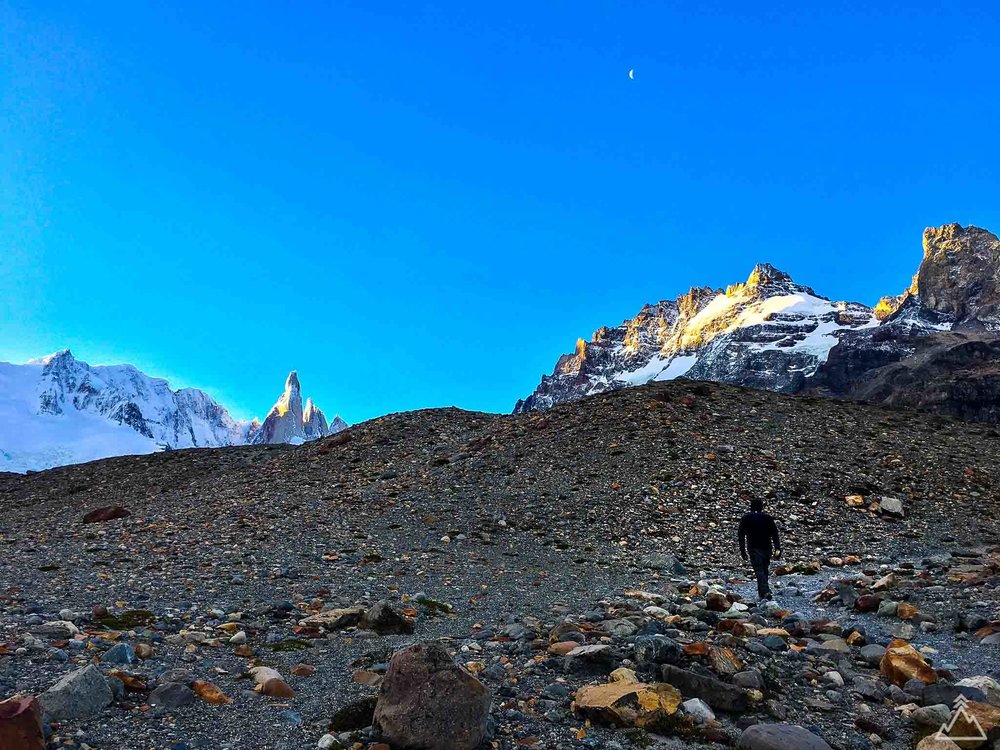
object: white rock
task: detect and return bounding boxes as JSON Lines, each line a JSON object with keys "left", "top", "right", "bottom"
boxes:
{"left": 957, "top": 676, "right": 1000, "bottom": 707}
{"left": 880, "top": 497, "right": 905, "bottom": 516}
{"left": 317, "top": 734, "right": 337, "bottom": 750}
{"left": 823, "top": 671, "right": 845, "bottom": 687}
{"left": 682, "top": 697, "right": 715, "bottom": 722}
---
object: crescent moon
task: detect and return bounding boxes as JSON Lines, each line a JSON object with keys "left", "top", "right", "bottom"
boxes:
{"left": 628, "top": 69, "right": 634, "bottom": 80}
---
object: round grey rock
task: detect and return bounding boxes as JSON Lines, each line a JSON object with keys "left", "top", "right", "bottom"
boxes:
{"left": 738, "top": 723, "right": 832, "bottom": 750}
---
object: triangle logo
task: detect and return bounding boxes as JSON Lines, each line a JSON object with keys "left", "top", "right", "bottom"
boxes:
{"left": 935, "top": 694, "right": 988, "bottom": 743}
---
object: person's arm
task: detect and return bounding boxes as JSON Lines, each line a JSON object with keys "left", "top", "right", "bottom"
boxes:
{"left": 738, "top": 517, "right": 748, "bottom": 559}
{"left": 770, "top": 517, "right": 782, "bottom": 556}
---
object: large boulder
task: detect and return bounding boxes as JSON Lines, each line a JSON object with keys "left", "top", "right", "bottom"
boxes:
{"left": 374, "top": 642, "right": 492, "bottom": 750}
{"left": 39, "top": 665, "right": 113, "bottom": 721}
{"left": 0, "top": 696, "right": 44, "bottom": 750}
{"left": 660, "top": 664, "right": 749, "bottom": 712}
{"left": 880, "top": 639, "right": 938, "bottom": 687}
{"left": 738, "top": 723, "right": 833, "bottom": 750}
{"left": 574, "top": 681, "right": 681, "bottom": 730}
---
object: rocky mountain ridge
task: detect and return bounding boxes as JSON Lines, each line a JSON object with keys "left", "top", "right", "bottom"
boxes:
{"left": 0, "top": 351, "right": 346, "bottom": 472}
{"left": 516, "top": 223, "right": 1000, "bottom": 421}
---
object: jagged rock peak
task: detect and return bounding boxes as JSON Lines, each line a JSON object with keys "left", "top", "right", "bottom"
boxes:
{"left": 917, "top": 223, "right": 1000, "bottom": 327}
{"left": 746, "top": 263, "right": 794, "bottom": 287}
{"left": 250, "top": 371, "right": 345, "bottom": 445}
{"left": 274, "top": 371, "right": 304, "bottom": 419}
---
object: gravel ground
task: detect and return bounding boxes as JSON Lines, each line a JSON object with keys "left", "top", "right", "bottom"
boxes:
{"left": 1, "top": 380, "right": 999, "bottom": 749}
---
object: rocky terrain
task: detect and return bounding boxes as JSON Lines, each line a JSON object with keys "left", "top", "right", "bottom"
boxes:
{"left": 0, "top": 351, "right": 346, "bottom": 473}
{"left": 516, "top": 224, "right": 1000, "bottom": 426}
{"left": 1, "top": 379, "right": 999, "bottom": 749}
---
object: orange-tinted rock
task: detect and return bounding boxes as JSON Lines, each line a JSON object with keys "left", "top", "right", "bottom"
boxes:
{"left": 290, "top": 663, "right": 315, "bottom": 677}
{"left": 548, "top": 641, "right": 579, "bottom": 656}
{"left": 708, "top": 647, "right": 743, "bottom": 677}
{"left": 192, "top": 680, "right": 231, "bottom": 705}
{"left": 683, "top": 642, "right": 710, "bottom": 657}
{"left": 897, "top": 603, "right": 920, "bottom": 620}
{"left": 880, "top": 639, "right": 939, "bottom": 687}
{"left": 574, "top": 681, "right": 681, "bottom": 729}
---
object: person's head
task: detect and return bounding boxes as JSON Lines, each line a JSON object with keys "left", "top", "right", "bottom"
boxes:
{"left": 750, "top": 498, "right": 764, "bottom": 513}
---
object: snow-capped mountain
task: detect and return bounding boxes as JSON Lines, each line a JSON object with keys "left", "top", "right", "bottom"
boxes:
{"left": 516, "top": 223, "right": 1000, "bottom": 421}
{"left": 0, "top": 351, "right": 347, "bottom": 473}
{"left": 249, "top": 371, "right": 348, "bottom": 445}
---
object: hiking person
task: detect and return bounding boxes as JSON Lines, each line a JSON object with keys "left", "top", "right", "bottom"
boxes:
{"left": 738, "top": 498, "right": 782, "bottom": 601}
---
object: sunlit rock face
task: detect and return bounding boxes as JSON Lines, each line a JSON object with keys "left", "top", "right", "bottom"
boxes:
{"left": 248, "top": 372, "right": 347, "bottom": 445}
{"left": 916, "top": 223, "right": 1000, "bottom": 327}
{"left": 516, "top": 224, "right": 1000, "bottom": 424}
{"left": 515, "top": 263, "right": 877, "bottom": 412}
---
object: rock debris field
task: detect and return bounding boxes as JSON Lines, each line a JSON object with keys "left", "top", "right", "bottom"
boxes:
{"left": 1, "top": 380, "right": 999, "bottom": 750}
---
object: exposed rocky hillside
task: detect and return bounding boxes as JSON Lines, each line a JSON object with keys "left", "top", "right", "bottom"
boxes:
{"left": 0, "top": 352, "right": 346, "bottom": 472}
{"left": 0, "top": 380, "right": 998, "bottom": 749}
{"left": 516, "top": 224, "right": 1000, "bottom": 424}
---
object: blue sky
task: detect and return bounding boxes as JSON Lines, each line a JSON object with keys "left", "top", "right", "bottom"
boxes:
{"left": 2, "top": 1, "right": 998, "bottom": 422}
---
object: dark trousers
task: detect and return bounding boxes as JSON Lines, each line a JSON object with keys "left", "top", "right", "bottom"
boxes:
{"left": 749, "top": 548, "right": 772, "bottom": 598}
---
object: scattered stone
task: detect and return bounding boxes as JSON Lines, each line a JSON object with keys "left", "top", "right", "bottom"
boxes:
{"left": 574, "top": 681, "right": 681, "bottom": 729}
{"left": 880, "top": 639, "right": 939, "bottom": 687}
{"left": 302, "top": 607, "right": 365, "bottom": 630}
{"left": 149, "top": 683, "right": 195, "bottom": 710}
{"left": 682, "top": 697, "right": 716, "bottom": 723}
{"left": 82, "top": 505, "right": 131, "bottom": 523}
{"left": 373, "top": 642, "right": 491, "bottom": 750}
{"left": 737, "top": 723, "right": 833, "bottom": 750}
{"left": 192, "top": 680, "right": 231, "bottom": 705}
{"left": 39, "top": 665, "right": 113, "bottom": 721}
{"left": 660, "top": 664, "right": 749, "bottom": 712}
{"left": 249, "top": 667, "right": 295, "bottom": 698}
{"left": 363, "top": 600, "right": 415, "bottom": 634}
{"left": 0, "top": 696, "right": 44, "bottom": 750}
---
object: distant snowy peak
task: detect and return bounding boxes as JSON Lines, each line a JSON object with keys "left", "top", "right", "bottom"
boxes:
{"left": 0, "top": 353, "right": 347, "bottom": 472}
{"left": 249, "top": 371, "right": 347, "bottom": 445}
{"left": 516, "top": 223, "right": 1000, "bottom": 413}
{"left": 515, "top": 263, "right": 877, "bottom": 413}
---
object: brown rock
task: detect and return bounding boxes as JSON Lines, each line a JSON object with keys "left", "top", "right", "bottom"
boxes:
{"left": 706, "top": 591, "right": 730, "bottom": 612}
{"left": 0, "top": 696, "right": 44, "bottom": 750}
{"left": 249, "top": 667, "right": 295, "bottom": 698}
{"left": 915, "top": 736, "right": 961, "bottom": 750}
{"left": 290, "top": 663, "right": 315, "bottom": 677}
{"left": 192, "top": 680, "right": 231, "bottom": 705}
{"left": 897, "top": 603, "right": 920, "bottom": 620}
{"left": 549, "top": 622, "right": 582, "bottom": 643}
{"left": 82, "top": 506, "right": 131, "bottom": 524}
{"left": 574, "top": 681, "right": 681, "bottom": 730}
{"left": 855, "top": 595, "right": 881, "bottom": 612}
{"left": 947, "top": 700, "right": 1000, "bottom": 748}
{"left": 374, "top": 642, "right": 492, "bottom": 750}
{"left": 548, "top": 641, "right": 578, "bottom": 656}
{"left": 709, "top": 647, "right": 743, "bottom": 677}
{"left": 301, "top": 607, "right": 365, "bottom": 630}
{"left": 880, "top": 639, "right": 939, "bottom": 687}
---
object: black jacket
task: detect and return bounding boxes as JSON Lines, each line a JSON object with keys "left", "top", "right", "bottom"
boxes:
{"left": 738, "top": 512, "right": 781, "bottom": 558}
